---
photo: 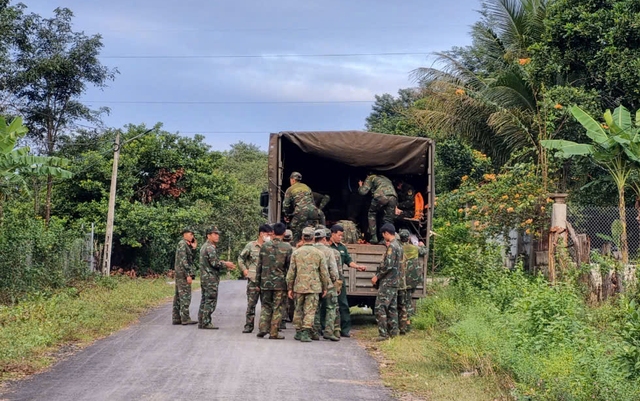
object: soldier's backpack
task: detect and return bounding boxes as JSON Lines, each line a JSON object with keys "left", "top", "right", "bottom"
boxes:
{"left": 337, "top": 220, "right": 361, "bottom": 244}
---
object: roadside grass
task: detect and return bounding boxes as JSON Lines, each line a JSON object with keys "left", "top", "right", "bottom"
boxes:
{"left": 352, "top": 311, "right": 510, "bottom": 401}
{"left": 0, "top": 275, "right": 180, "bottom": 382}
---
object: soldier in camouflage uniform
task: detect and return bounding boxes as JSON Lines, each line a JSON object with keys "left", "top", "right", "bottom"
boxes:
{"left": 198, "top": 226, "right": 236, "bottom": 329}
{"left": 394, "top": 181, "right": 416, "bottom": 219}
{"left": 286, "top": 227, "right": 332, "bottom": 343}
{"left": 283, "top": 172, "right": 324, "bottom": 243}
{"left": 395, "top": 230, "right": 410, "bottom": 335}
{"left": 254, "top": 223, "right": 292, "bottom": 339}
{"left": 312, "top": 228, "right": 340, "bottom": 341}
{"left": 172, "top": 228, "right": 198, "bottom": 325}
{"left": 238, "top": 224, "right": 273, "bottom": 333}
{"left": 336, "top": 219, "right": 361, "bottom": 244}
{"left": 400, "top": 229, "right": 427, "bottom": 319}
{"left": 371, "top": 223, "right": 402, "bottom": 341}
{"left": 358, "top": 173, "right": 398, "bottom": 244}
{"left": 281, "top": 229, "right": 294, "bottom": 325}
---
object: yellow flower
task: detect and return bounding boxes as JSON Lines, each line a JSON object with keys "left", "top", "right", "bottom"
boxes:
{"left": 455, "top": 88, "right": 466, "bottom": 95}
{"left": 546, "top": 197, "right": 553, "bottom": 203}
{"left": 601, "top": 123, "right": 609, "bottom": 129}
{"left": 445, "top": 222, "right": 451, "bottom": 227}
{"left": 458, "top": 208, "right": 464, "bottom": 213}
{"left": 499, "top": 204, "right": 505, "bottom": 209}
{"left": 507, "top": 207, "right": 514, "bottom": 213}
{"left": 526, "top": 229, "right": 531, "bottom": 235}
{"left": 541, "top": 206, "right": 545, "bottom": 211}
{"left": 554, "top": 103, "right": 563, "bottom": 110}
{"left": 483, "top": 173, "right": 496, "bottom": 181}
{"left": 501, "top": 195, "right": 509, "bottom": 200}
{"left": 515, "top": 194, "right": 521, "bottom": 199}
{"left": 525, "top": 218, "right": 533, "bottom": 224}
{"left": 461, "top": 175, "right": 469, "bottom": 182}
{"left": 471, "top": 205, "right": 478, "bottom": 210}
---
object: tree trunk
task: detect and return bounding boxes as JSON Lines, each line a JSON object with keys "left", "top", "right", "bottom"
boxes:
{"left": 45, "top": 174, "right": 52, "bottom": 225}
{"left": 618, "top": 186, "right": 629, "bottom": 264}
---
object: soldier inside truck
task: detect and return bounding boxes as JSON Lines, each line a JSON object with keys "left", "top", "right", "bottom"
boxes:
{"left": 261, "top": 150, "right": 429, "bottom": 243}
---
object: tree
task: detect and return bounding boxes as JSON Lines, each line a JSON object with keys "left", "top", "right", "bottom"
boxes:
{"left": 542, "top": 105, "right": 640, "bottom": 264}
{"left": 0, "top": 115, "right": 71, "bottom": 220}
{"left": 365, "top": 89, "right": 425, "bottom": 136}
{"left": 5, "top": 7, "right": 117, "bottom": 223}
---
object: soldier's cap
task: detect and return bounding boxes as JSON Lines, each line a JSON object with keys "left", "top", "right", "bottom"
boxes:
{"left": 290, "top": 171, "right": 302, "bottom": 181}
{"left": 324, "top": 228, "right": 332, "bottom": 239}
{"left": 314, "top": 229, "right": 326, "bottom": 239}
{"left": 302, "top": 226, "right": 315, "bottom": 237}
{"left": 181, "top": 227, "right": 194, "bottom": 235}
{"left": 380, "top": 223, "right": 396, "bottom": 235}
{"left": 399, "top": 229, "right": 411, "bottom": 240}
{"left": 330, "top": 224, "right": 344, "bottom": 233}
{"left": 206, "top": 226, "right": 221, "bottom": 235}
{"left": 283, "top": 229, "right": 293, "bottom": 240}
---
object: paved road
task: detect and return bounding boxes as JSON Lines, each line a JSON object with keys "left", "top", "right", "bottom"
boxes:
{"left": 3, "top": 280, "right": 392, "bottom": 401}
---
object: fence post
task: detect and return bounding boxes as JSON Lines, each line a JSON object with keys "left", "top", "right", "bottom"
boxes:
{"left": 548, "top": 193, "right": 568, "bottom": 284}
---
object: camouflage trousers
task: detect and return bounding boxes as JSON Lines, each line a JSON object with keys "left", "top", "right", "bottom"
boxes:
{"left": 244, "top": 280, "right": 260, "bottom": 331}
{"left": 290, "top": 207, "right": 325, "bottom": 243}
{"left": 337, "top": 280, "right": 350, "bottom": 335}
{"left": 367, "top": 195, "right": 398, "bottom": 241}
{"left": 314, "top": 287, "right": 338, "bottom": 336}
{"left": 259, "top": 290, "right": 286, "bottom": 336}
{"left": 282, "top": 294, "right": 294, "bottom": 322}
{"left": 293, "top": 293, "right": 319, "bottom": 331}
{"left": 172, "top": 276, "right": 192, "bottom": 323}
{"left": 375, "top": 285, "right": 398, "bottom": 338}
{"left": 406, "top": 288, "right": 417, "bottom": 317}
{"left": 397, "top": 289, "right": 410, "bottom": 333}
{"left": 198, "top": 273, "right": 220, "bottom": 326}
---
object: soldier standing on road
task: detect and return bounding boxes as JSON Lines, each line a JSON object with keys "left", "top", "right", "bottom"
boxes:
{"left": 371, "top": 223, "right": 402, "bottom": 341}
{"left": 399, "top": 229, "right": 427, "bottom": 320}
{"left": 358, "top": 173, "right": 398, "bottom": 244}
{"left": 313, "top": 228, "right": 340, "bottom": 341}
{"left": 329, "top": 224, "right": 367, "bottom": 338}
{"left": 281, "top": 229, "right": 294, "bottom": 326}
{"left": 395, "top": 231, "right": 410, "bottom": 335}
{"left": 238, "top": 224, "right": 274, "bottom": 333}
{"left": 286, "top": 227, "right": 331, "bottom": 343}
{"left": 172, "top": 228, "right": 198, "bottom": 325}
{"left": 283, "top": 172, "right": 324, "bottom": 243}
{"left": 198, "top": 227, "right": 236, "bottom": 329}
{"left": 254, "top": 223, "right": 292, "bottom": 339}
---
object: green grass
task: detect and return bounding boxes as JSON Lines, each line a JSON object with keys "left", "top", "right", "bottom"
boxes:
{"left": 0, "top": 275, "right": 176, "bottom": 382}
{"left": 352, "top": 315, "right": 510, "bottom": 400}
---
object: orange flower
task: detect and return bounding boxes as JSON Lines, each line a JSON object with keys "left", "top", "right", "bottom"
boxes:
{"left": 473, "top": 221, "right": 480, "bottom": 227}
{"left": 518, "top": 58, "right": 531, "bottom": 65}
{"left": 499, "top": 204, "right": 505, "bottom": 209}
{"left": 554, "top": 103, "right": 563, "bottom": 110}
{"left": 461, "top": 175, "right": 469, "bottom": 182}
{"left": 501, "top": 195, "right": 509, "bottom": 200}
{"left": 540, "top": 206, "right": 545, "bottom": 211}
{"left": 483, "top": 173, "right": 496, "bottom": 181}
{"left": 525, "top": 218, "right": 533, "bottom": 224}
{"left": 458, "top": 208, "right": 464, "bottom": 213}
{"left": 601, "top": 124, "right": 609, "bottom": 129}
{"left": 471, "top": 205, "right": 478, "bottom": 210}
{"left": 507, "top": 207, "right": 514, "bottom": 213}
{"left": 455, "top": 88, "right": 466, "bottom": 95}
{"left": 525, "top": 229, "right": 531, "bottom": 235}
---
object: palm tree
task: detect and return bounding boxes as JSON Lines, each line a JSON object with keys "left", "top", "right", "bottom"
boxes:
{"left": 410, "top": 0, "right": 554, "bottom": 186}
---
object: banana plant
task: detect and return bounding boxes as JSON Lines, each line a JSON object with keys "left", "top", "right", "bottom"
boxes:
{"left": 542, "top": 105, "right": 640, "bottom": 265}
{"left": 0, "top": 116, "right": 72, "bottom": 220}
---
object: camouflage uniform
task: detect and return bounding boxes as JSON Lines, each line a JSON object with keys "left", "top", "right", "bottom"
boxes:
{"left": 313, "top": 241, "right": 340, "bottom": 340}
{"left": 396, "top": 182, "right": 416, "bottom": 218}
{"left": 396, "top": 241, "right": 410, "bottom": 334}
{"left": 283, "top": 182, "right": 324, "bottom": 243}
{"left": 403, "top": 240, "right": 428, "bottom": 317}
{"left": 238, "top": 241, "right": 262, "bottom": 332}
{"left": 197, "top": 241, "right": 228, "bottom": 328}
{"left": 254, "top": 238, "right": 292, "bottom": 338}
{"left": 375, "top": 238, "right": 402, "bottom": 338}
{"left": 286, "top": 242, "right": 331, "bottom": 341}
{"left": 172, "top": 239, "right": 196, "bottom": 324}
{"left": 331, "top": 241, "right": 354, "bottom": 335}
{"left": 358, "top": 174, "right": 398, "bottom": 243}
{"left": 336, "top": 220, "right": 361, "bottom": 244}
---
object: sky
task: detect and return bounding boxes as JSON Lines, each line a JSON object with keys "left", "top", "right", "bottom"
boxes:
{"left": 21, "top": 0, "right": 482, "bottom": 151}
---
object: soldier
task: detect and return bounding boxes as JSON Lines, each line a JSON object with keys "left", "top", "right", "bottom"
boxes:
{"left": 394, "top": 180, "right": 416, "bottom": 219}
{"left": 198, "top": 227, "right": 236, "bottom": 329}
{"left": 395, "top": 230, "right": 410, "bottom": 335}
{"left": 238, "top": 224, "right": 274, "bottom": 333}
{"left": 283, "top": 172, "right": 324, "bottom": 243}
{"left": 172, "top": 228, "right": 198, "bottom": 325}
{"left": 358, "top": 173, "right": 398, "bottom": 244}
{"left": 329, "top": 224, "right": 367, "bottom": 338}
{"left": 313, "top": 228, "right": 340, "bottom": 341}
{"left": 371, "top": 223, "right": 402, "bottom": 341}
{"left": 399, "top": 229, "right": 427, "bottom": 321}
{"left": 286, "top": 226, "right": 331, "bottom": 343}
{"left": 254, "top": 222, "right": 292, "bottom": 339}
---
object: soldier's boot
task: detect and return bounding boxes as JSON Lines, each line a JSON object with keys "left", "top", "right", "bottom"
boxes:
{"left": 310, "top": 330, "right": 320, "bottom": 341}
{"left": 333, "top": 329, "right": 341, "bottom": 339}
{"left": 242, "top": 324, "right": 253, "bottom": 333}
{"left": 172, "top": 320, "right": 182, "bottom": 325}
{"left": 181, "top": 319, "right": 198, "bottom": 325}
{"left": 299, "top": 330, "right": 312, "bottom": 343}
{"left": 270, "top": 332, "right": 285, "bottom": 340}
{"left": 199, "top": 324, "right": 219, "bottom": 330}
{"left": 279, "top": 321, "right": 286, "bottom": 330}
{"left": 323, "top": 332, "right": 340, "bottom": 342}
{"left": 294, "top": 330, "right": 302, "bottom": 341}
{"left": 256, "top": 331, "right": 267, "bottom": 338}
{"left": 374, "top": 336, "right": 389, "bottom": 342}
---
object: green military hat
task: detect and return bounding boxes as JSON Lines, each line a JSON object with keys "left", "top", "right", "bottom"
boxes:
{"left": 302, "top": 226, "right": 315, "bottom": 238}
{"left": 181, "top": 227, "right": 194, "bottom": 234}
{"left": 399, "top": 229, "right": 411, "bottom": 241}
{"left": 313, "top": 228, "right": 325, "bottom": 239}
{"left": 290, "top": 171, "right": 302, "bottom": 181}
{"left": 206, "top": 226, "right": 221, "bottom": 235}
{"left": 283, "top": 229, "right": 293, "bottom": 240}
{"left": 324, "top": 228, "right": 332, "bottom": 239}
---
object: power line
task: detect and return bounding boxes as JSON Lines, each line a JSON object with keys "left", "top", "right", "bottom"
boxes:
{"left": 99, "top": 52, "right": 431, "bottom": 59}
{"left": 99, "top": 25, "right": 432, "bottom": 33}
{"left": 83, "top": 100, "right": 375, "bottom": 105}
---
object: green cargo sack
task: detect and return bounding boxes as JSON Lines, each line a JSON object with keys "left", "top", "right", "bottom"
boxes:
{"left": 337, "top": 220, "right": 361, "bottom": 244}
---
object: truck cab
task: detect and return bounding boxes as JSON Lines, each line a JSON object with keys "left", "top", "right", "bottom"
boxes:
{"left": 262, "top": 130, "right": 435, "bottom": 308}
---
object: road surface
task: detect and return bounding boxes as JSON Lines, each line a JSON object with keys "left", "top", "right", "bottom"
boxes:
{"left": 2, "top": 280, "right": 393, "bottom": 401}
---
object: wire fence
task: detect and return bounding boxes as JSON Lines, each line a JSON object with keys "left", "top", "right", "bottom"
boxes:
{"left": 567, "top": 205, "right": 640, "bottom": 261}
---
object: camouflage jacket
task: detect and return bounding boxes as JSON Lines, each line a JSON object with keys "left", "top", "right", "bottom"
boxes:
{"left": 174, "top": 239, "right": 196, "bottom": 279}
{"left": 331, "top": 248, "right": 343, "bottom": 281}
{"left": 397, "top": 183, "right": 416, "bottom": 212}
{"left": 358, "top": 174, "right": 397, "bottom": 199}
{"left": 336, "top": 220, "right": 360, "bottom": 244}
{"left": 313, "top": 243, "right": 339, "bottom": 283}
{"left": 200, "top": 241, "right": 226, "bottom": 277}
{"left": 283, "top": 182, "right": 315, "bottom": 216}
{"left": 403, "top": 243, "right": 427, "bottom": 289}
{"left": 238, "top": 240, "right": 262, "bottom": 282}
{"left": 313, "top": 192, "right": 331, "bottom": 210}
{"left": 286, "top": 244, "right": 332, "bottom": 294}
{"left": 376, "top": 239, "right": 403, "bottom": 288}
{"left": 255, "top": 238, "right": 292, "bottom": 290}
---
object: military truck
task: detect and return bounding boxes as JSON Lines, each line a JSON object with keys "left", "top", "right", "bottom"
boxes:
{"left": 260, "top": 130, "right": 435, "bottom": 308}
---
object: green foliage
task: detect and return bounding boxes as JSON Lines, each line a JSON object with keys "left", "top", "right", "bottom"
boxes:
{"left": 618, "top": 299, "right": 640, "bottom": 379}
{"left": 435, "top": 139, "right": 493, "bottom": 193}
{"left": 364, "top": 89, "right": 425, "bottom": 136}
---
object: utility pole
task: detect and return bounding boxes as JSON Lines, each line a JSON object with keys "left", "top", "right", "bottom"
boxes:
{"left": 102, "top": 131, "right": 120, "bottom": 276}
